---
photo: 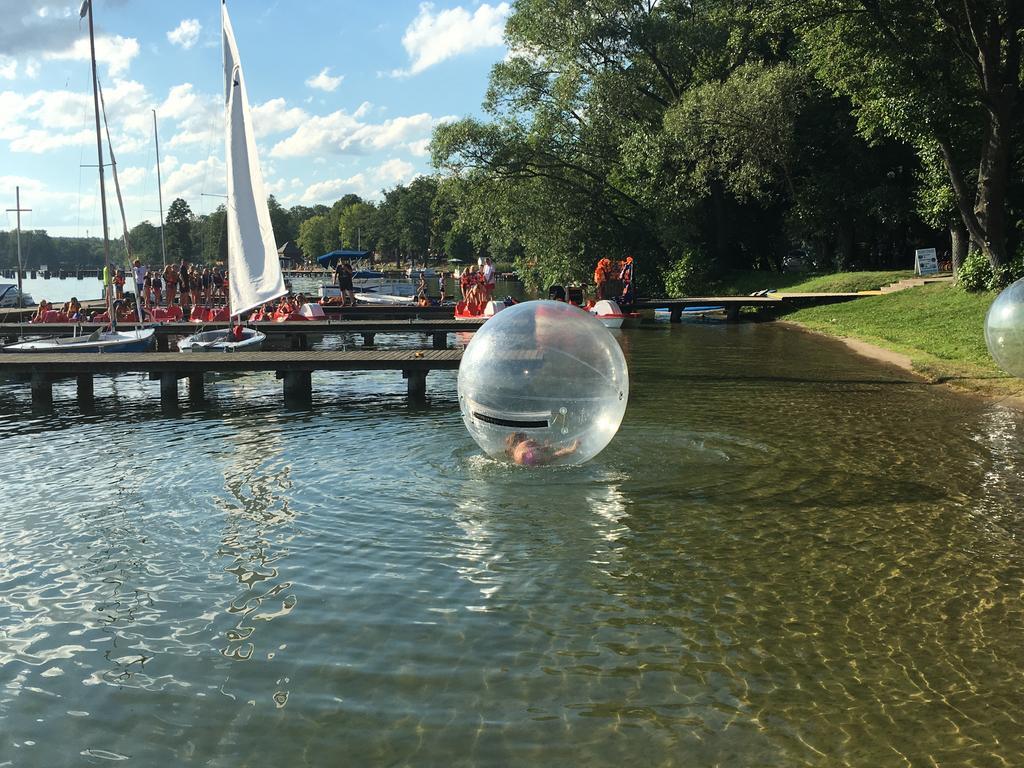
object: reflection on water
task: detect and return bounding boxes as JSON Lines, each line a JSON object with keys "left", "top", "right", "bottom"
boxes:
{"left": 1, "top": 322, "right": 1023, "bottom": 765}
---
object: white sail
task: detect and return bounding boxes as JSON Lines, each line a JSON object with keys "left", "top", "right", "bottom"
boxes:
{"left": 222, "top": 1, "right": 286, "bottom": 318}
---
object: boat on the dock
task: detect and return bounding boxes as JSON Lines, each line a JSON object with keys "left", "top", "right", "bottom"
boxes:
{"left": 3, "top": 326, "right": 155, "bottom": 353}
{"left": 179, "top": 327, "right": 264, "bottom": 352}
{"left": 178, "top": 2, "right": 286, "bottom": 353}
{"left": 355, "top": 283, "right": 418, "bottom": 304}
{"left": 0, "top": 283, "right": 33, "bottom": 309}
{"left": 455, "top": 299, "right": 507, "bottom": 320}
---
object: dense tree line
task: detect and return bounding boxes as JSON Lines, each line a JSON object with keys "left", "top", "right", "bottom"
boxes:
{"left": 430, "top": 0, "right": 1022, "bottom": 293}
{"left": 0, "top": 183, "right": 470, "bottom": 271}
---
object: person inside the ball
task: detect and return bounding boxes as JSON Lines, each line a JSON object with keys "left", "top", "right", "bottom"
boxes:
{"left": 504, "top": 432, "right": 580, "bottom": 466}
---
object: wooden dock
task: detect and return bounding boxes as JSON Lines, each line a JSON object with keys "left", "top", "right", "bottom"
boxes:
{"left": 0, "top": 319, "right": 485, "bottom": 351}
{"left": 0, "top": 349, "right": 462, "bottom": 408}
{"left": 632, "top": 293, "right": 866, "bottom": 321}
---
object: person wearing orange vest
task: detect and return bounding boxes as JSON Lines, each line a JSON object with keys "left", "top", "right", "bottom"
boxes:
{"left": 594, "top": 258, "right": 612, "bottom": 300}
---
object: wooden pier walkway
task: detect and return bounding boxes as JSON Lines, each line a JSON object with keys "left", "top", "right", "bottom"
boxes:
{"left": 0, "top": 349, "right": 463, "bottom": 408}
{"left": 631, "top": 293, "right": 866, "bottom": 321}
{"left": 0, "top": 318, "right": 484, "bottom": 351}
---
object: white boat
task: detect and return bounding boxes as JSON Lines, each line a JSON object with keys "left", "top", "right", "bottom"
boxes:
{"left": 4, "top": 327, "right": 155, "bottom": 353}
{"left": 317, "top": 269, "right": 384, "bottom": 299}
{"left": 178, "top": 327, "right": 264, "bottom": 352}
{"left": 0, "top": 283, "right": 33, "bottom": 309}
{"left": 406, "top": 266, "right": 437, "bottom": 278}
{"left": 354, "top": 282, "right": 418, "bottom": 304}
{"left": 178, "top": 3, "right": 287, "bottom": 353}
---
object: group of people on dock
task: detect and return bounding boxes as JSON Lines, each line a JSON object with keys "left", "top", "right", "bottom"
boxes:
{"left": 593, "top": 256, "right": 635, "bottom": 304}
{"left": 111, "top": 259, "right": 229, "bottom": 313}
{"left": 458, "top": 258, "right": 497, "bottom": 311}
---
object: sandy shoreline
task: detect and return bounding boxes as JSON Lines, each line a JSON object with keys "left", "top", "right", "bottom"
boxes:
{"left": 779, "top": 320, "right": 1024, "bottom": 412}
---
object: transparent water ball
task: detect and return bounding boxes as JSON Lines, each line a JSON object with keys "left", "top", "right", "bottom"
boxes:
{"left": 458, "top": 300, "right": 629, "bottom": 466}
{"left": 985, "top": 277, "right": 1024, "bottom": 378}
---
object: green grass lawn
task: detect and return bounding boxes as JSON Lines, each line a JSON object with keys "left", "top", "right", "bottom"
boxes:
{"left": 710, "top": 269, "right": 916, "bottom": 295}
{"left": 784, "top": 283, "right": 1024, "bottom": 397}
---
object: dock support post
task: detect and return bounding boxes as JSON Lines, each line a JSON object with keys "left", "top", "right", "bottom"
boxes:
{"left": 288, "top": 334, "right": 308, "bottom": 351}
{"left": 362, "top": 332, "right": 375, "bottom": 347}
{"left": 281, "top": 370, "right": 312, "bottom": 406}
{"left": 159, "top": 372, "right": 179, "bottom": 405}
{"left": 76, "top": 373, "right": 94, "bottom": 404}
{"left": 432, "top": 332, "right": 447, "bottom": 350}
{"left": 188, "top": 373, "right": 205, "bottom": 402}
{"left": 31, "top": 373, "right": 53, "bottom": 408}
{"left": 156, "top": 334, "right": 169, "bottom": 352}
{"left": 726, "top": 305, "right": 740, "bottom": 322}
{"left": 670, "top": 307, "right": 682, "bottom": 323}
{"left": 404, "top": 369, "right": 427, "bottom": 403}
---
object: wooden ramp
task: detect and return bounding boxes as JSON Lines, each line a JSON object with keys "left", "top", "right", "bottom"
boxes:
{"left": 0, "top": 349, "right": 463, "bottom": 408}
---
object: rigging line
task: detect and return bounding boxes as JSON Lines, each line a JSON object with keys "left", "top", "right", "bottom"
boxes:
{"left": 98, "top": 78, "right": 133, "bottom": 263}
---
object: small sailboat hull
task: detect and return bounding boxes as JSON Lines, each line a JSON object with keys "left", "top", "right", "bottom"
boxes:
{"left": 178, "top": 328, "right": 265, "bottom": 352}
{"left": 2, "top": 328, "right": 155, "bottom": 353}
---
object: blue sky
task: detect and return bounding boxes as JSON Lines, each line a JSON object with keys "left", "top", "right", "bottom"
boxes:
{"left": 0, "top": 0, "right": 510, "bottom": 236}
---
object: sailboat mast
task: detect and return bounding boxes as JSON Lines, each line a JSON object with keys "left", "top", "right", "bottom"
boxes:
{"left": 84, "top": 1, "right": 111, "bottom": 274}
{"left": 5, "top": 187, "right": 30, "bottom": 310}
{"left": 153, "top": 110, "right": 167, "bottom": 269}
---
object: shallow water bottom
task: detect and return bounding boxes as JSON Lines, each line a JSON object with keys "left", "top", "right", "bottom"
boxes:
{"left": 1, "top": 322, "right": 1023, "bottom": 766}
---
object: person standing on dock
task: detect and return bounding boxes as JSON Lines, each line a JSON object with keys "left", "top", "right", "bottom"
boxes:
{"left": 619, "top": 256, "right": 635, "bottom": 304}
{"left": 482, "top": 257, "right": 496, "bottom": 299}
{"left": 163, "top": 263, "right": 178, "bottom": 308}
{"left": 178, "top": 262, "right": 191, "bottom": 313}
{"left": 593, "top": 258, "right": 612, "bottom": 300}
{"left": 132, "top": 259, "right": 147, "bottom": 299}
{"left": 113, "top": 268, "right": 125, "bottom": 301}
{"left": 152, "top": 269, "right": 163, "bottom": 307}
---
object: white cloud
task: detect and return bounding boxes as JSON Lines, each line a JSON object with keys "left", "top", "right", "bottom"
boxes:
{"left": 116, "top": 166, "right": 147, "bottom": 187}
{"left": 9, "top": 128, "right": 94, "bottom": 153}
{"left": 159, "top": 83, "right": 199, "bottom": 121}
{"left": 167, "top": 129, "right": 207, "bottom": 149}
{"left": 167, "top": 19, "right": 202, "bottom": 50}
{"left": 270, "top": 109, "right": 450, "bottom": 159}
{"left": 408, "top": 138, "right": 431, "bottom": 157}
{"left": 45, "top": 34, "right": 141, "bottom": 77}
{"left": 251, "top": 98, "right": 309, "bottom": 138}
{"left": 0, "top": 56, "right": 17, "bottom": 80}
{"left": 305, "top": 67, "right": 343, "bottom": 92}
{"left": 298, "top": 158, "right": 418, "bottom": 204}
{"left": 393, "top": 2, "right": 509, "bottom": 77}
{"left": 163, "top": 155, "right": 226, "bottom": 202}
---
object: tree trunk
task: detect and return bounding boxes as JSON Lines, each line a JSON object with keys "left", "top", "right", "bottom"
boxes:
{"left": 950, "top": 219, "right": 968, "bottom": 281}
{"left": 973, "top": 101, "right": 1013, "bottom": 270}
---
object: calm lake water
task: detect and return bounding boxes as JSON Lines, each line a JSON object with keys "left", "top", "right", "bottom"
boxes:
{"left": 1, "top": 321, "right": 1023, "bottom": 766}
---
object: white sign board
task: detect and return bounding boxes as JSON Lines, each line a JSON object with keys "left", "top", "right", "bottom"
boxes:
{"left": 915, "top": 248, "right": 939, "bottom": 276}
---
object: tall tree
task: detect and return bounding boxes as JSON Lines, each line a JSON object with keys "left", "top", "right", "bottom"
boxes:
{"left": 267, "top": 195, "right": 293, "bottom": 247}
{"left": 164, "top": 198, "right": 194, "bottom": 262}
{"left": 787, "top": 0, "right": 1022, "bottom": 273}
{"left": 338, "top": 201, "right": 379, "bottom": 251}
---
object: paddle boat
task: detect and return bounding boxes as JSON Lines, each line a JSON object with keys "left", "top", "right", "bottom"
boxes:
{"left": 589, "top": 299, "right": 639, "bottom": 329}
{"left": 455, "top": 299, "right": 509, "bottom": 321}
